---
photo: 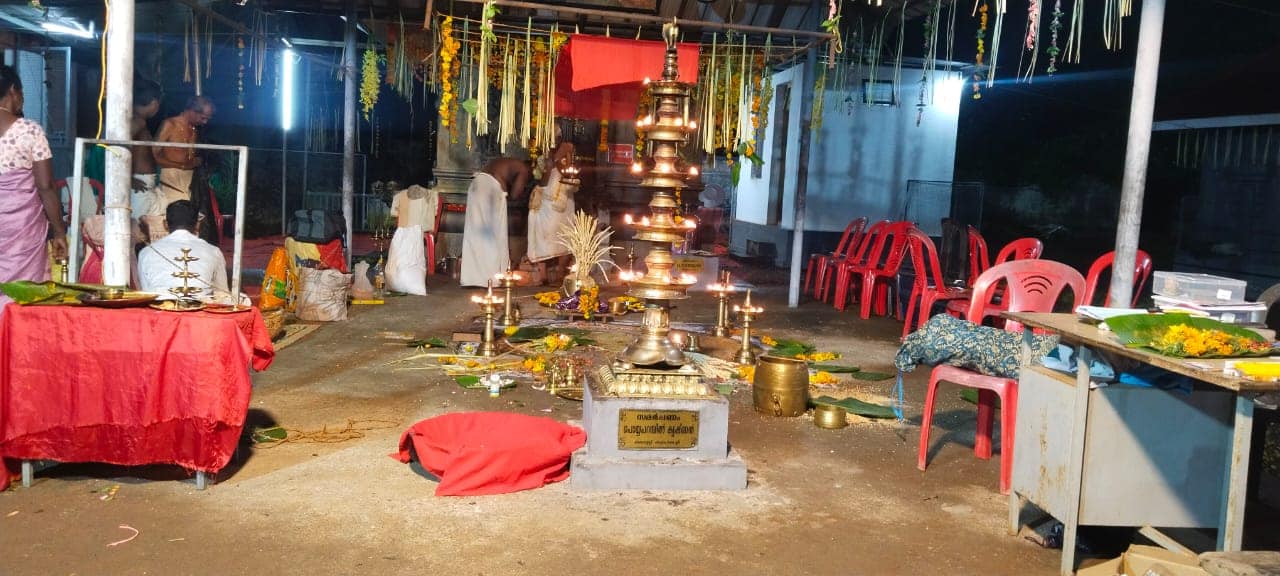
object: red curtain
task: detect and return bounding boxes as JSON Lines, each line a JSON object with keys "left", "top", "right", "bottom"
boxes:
{"left": 555, "top": 35, "right": 701, "bottom": 120}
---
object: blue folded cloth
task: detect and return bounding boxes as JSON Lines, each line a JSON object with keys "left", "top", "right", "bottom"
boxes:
{"left": 1039, "top": 345, "right": 1116, "bottom": 381}
{"left": 1117, "top": 365, "right": 1193, "bottom": 394}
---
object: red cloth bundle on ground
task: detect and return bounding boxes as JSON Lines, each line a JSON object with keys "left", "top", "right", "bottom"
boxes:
{"left": 392, "top": 412, "right": 586, "bottom": 496}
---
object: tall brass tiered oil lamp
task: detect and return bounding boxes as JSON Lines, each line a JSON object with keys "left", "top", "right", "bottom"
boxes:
{"left": 734, "top": 289, "right": 763, "bottom": 365}
{"left": 169, "top": 248, "right": 203, "bottom": 302}
{"left": 615, "top": 21, "right": 701, "bottom": 370}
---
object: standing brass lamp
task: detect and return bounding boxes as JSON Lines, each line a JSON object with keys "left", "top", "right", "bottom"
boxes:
{"left": 495, "top": 269, "right": 522, "bottom": 327}
{"left": 169, "top": 248, "right": 203, "bottom": 302}
{"left": 472, "top": 281, "right": 503, "bottom": 357}
{"left": 733, "top": 289, "right": 763, "bottom": 365}
{"left": 707, "top": 271, "right": 735, "bottom": 338}
{"left": 616, "top": 21, "right": 702, "bottom": 369}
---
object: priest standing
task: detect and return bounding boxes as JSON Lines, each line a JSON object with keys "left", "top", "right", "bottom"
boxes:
{"left": 459, "top": 157, "right": 529, "bottom": 287}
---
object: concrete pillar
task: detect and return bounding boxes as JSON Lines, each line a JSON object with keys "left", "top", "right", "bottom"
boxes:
{"left": 1108, "top": 0, "right": 1165, "bottom": 307}
{"left": 102, "top": 0, "right": 134, "bottom": 287}
{"left": 787, "top": 48, "right": 817, "bottom": 308}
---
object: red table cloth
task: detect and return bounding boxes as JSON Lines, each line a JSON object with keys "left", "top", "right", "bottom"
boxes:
{"left": 0, "top": 304, "right": 275, "bottom": 490}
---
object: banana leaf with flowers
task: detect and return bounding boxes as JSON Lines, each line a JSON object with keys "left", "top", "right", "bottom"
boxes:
{"left": 1105, "top": 313, "right": 1274, "bottom": 359}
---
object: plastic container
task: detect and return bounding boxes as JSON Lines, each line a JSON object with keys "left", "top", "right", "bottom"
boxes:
{"left": 1151, "top": 295, "right": 1267, "bottom": 325}
{"left": 1152, "top": 271, "right": 1247, "bottom": 303}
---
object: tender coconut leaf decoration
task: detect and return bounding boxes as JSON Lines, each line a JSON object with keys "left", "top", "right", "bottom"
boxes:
{"left": 556, "top": 210, "right": 618, "bottom": 284}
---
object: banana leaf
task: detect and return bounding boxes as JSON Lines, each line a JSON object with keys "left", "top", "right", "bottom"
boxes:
{"left": 1105, "top": 313, "right": 1273, "bottom": 358}
{"left": 811, "top": 395, "right": 896, "bottom": 419}
{"left": 768, "top": 338, "right": 816, "bottom": 358}
{"left": 406, "top": 337, "right": 449, "bottom": 349}
{"left": 847, "top": 371, "right": 894, "bottom": 381}
{"left": 809, "top": 364, "right": 862, "bottom": 373}
{"left": 506, "top": 326, "right": 590, "bottom": 343}
{"left": 251, "top": 426, "right": 288, "bottom": 443}
{"left": 0, "top": 280, "right": 104, "bottom": 305}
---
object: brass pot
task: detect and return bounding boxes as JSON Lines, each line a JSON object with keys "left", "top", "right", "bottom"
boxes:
{"left": 813, "top": 404, "right": 849, "bottom": 429}
{"left": 752, "top": 355, "right": 810, "bottom": 417}
{"left": 609, "top": 299, "right": 629, "bottom": 316}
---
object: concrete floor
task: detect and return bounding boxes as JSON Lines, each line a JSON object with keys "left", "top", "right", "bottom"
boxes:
{"left": 1, "top": 268, "right": 1264, "bottom": 575}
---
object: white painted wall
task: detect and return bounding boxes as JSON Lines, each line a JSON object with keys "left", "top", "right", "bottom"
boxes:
{"left": 735, "top": 64, "right": 964, "bottom": 232}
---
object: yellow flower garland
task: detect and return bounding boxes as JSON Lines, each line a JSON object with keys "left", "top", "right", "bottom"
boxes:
{"left": 438, "top": 17, "right": 461, "bottom": 136}
{"left": 360, "top": 48, "right": 381, "bottom": 120}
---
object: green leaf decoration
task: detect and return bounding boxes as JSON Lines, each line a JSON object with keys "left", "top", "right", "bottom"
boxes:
{"left": 809, "top": 364, "right": 861, "bottom": 373}
{"left": 461, "top": 98, "right": 479, "bottom": 115}
{"left": 407, "top": 337, "right": 449, "bottom": 349}
{"left": 730, "top": 160, "right": 742, "bottom": 186}
{"left": 0, "top": 280, "right": 101, "bottom": 305}
{"left": 454, "top": 375, "right": 481, "bottom": 387}
{"left": 812, "top": 395, "right": 895, "bottom": 419}
{"left": 768, "top": 338, "right": 817, "bottom": 359}
{"left": 251, "top": 426, "right": 288, "bottom": 443}
{"left": 1105, "top": 313, "right": 1272, "bottom": 358}
{"left": 847, "top": 371, "right": 894, "bottom": 381}
{"left": 505, "top": 326, "right": 550, "bottom": 342}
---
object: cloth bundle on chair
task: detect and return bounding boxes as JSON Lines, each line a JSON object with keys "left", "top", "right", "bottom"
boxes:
{"left": 915, "top": 259, "right": 1084, "bottom": 494}
{"left": 392, "top": 412, "right": 586, "bottom": 496}
{"left": 896, "top": 314, "right": 1059, "bottom": 379}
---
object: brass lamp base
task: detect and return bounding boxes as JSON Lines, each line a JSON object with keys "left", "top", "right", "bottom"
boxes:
{"left": 617, "top": 305, "right": 688, "bottom": 367}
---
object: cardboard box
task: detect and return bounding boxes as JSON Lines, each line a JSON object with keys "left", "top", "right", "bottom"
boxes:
{"left": 1077, "top": 557, "right": 1124, "bottom": 576}
{"left": 1122, "top": 545, "right": 1206, "bottom": 576}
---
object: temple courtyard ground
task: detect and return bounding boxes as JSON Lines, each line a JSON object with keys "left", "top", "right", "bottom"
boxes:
{"left": 2, "top": 262, "right": 1276, "bottom": 575}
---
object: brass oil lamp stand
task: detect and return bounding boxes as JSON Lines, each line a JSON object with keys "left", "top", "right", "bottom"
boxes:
{"left": 169, "top": 248, "right": 203, "bottom": 303}
{"left": 616, "top": 21, "right": 702, "bottom": 371}
{"left": 707, "top": 271, "right": 735, "bottom": 338}
{"left": 495, "top": 269, "right": 522, "bottom": 326}
{"left": 472, "top": 280, "right": 503, "bottom": 357}
{"left": 734, "top": 289, "right": 763, "bottom": 366}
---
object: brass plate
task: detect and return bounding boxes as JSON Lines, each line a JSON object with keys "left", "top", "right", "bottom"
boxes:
{"left": 617, "top": 409, "right": 699, "bottom": 450}
{"left": 554, "top": 388, "right": 584, "bottom": 402}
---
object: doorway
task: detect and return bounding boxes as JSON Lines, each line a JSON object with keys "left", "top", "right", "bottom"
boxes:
{"left": 767, "top": 82, "right": 791, "bottom": 225}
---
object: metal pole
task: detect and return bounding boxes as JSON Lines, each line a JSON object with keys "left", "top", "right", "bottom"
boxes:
{"left": 281, "top": 125, "right": 288, "bottom": 236}
{"left": 102, "top": 0, "right": 135, "bottom": 288}
{"left": 342, "top": 1, "right": 357, "bottom": 268}
{"left": 302, "top": 59, "right": 311, "bottom": 206}
{"left": 232, "top": 146, "right": 248, "bottom": 297}
{"left": 1108, "top": 0, "right": 1165, "bottom": 307}
{"left": 788, "top": 47, "right": 816, "bottom": 308}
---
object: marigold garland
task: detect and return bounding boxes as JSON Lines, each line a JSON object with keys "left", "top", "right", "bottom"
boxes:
{"left": 972, "top": 2, "right": 988, "bottom": 100}
{"left": 578, "top": 286, "right": 600, "bottom": 320}
{"left": 438, "top": 17, "right": 460, "bottom": 135}
{"left": 810, "top": 371, "right": 840, "bottom": 385}
{"left": 535, "top": 291, "right": 562, "bottom": 306}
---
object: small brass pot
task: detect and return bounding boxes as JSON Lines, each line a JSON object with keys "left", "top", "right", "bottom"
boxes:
{"left": 752, "top": 355, "right": 810, "bottom": 417}
{"left": 813, "top": 404, "right": 849, "bottom": 429}
{"left": 609, "top": 299, "right": 628, "bottom": 315}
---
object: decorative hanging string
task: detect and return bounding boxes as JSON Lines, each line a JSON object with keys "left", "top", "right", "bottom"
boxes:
{"left": 205, "top": 14, "right": 212, "bottom": 80}
{"left": 1064, "top": 0, "right": 1084, "bottom": 63}
{"left": 183, "top": 10, "right": 191, "bottom": 84}
{"left": 892, "top": 5, "right": 905, "bottom": 105}
{"left": 703, "top": 32, "right": 718, "bottom": 155}
{"left": 986, "top": 0, "right": 1005, "bottom": 88}
{"left": 945, "top": 0, "right": 957, "bottom": 73}
{"left": 520, "top": 17, "right": 531, "bottom": 147}
{"left": 735, "top": 33, "right": 748, "bottom": 152}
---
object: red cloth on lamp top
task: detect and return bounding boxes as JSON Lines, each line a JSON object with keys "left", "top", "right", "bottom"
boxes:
{"left": 555, "top": 35, "right": 700, "bottom": 120}
{"left": 393, "top": 412, "right": 587, "bottom": 496}
{"left": 0, "top": 304, "right": 273, "bottom": 490}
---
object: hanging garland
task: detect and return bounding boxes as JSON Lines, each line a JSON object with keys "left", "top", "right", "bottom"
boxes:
{"left": 1046, "top": 0, "right": 1063, "bottom": 74}
{"left": 1065, "top": 0, "right": 1085, "bottom": 63}
{"left": 438, "top": 16, "right": 460, "bottom": 139}
{"left": 236, "top": 35, "right": 245, "bottom": 110}
{"left": 973, "top": 1, "right": 988, "bottom": 99}
{"left": 360, "top": 48, "right": 382, "bottom": 120}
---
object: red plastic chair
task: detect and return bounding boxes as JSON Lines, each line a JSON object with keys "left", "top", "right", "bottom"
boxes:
{"left": 917, "top": 259, "right": 1085, "bottom": 494}
{"left": 835, "top": 220, "right": 912, "bottom": 318}
{"left": 423, "top": 199, "right": 444, "bottom": 276}
{"left": 902, "top": 228, "right": 971, "bottom": 338}
{"left": 805, "top": 216, "right": 867, "bottom": 298}
{"left": 993, "top": 237, "right": 1044, "bottom": 265}
{"left": 1082, "top": 249, "right": 1153, "bottom": 307}
{"left": 819, "top": 219, "right": 889, "bottom": 303}
{"left": 967, "top": 226, "right": 990, "bottom": 285}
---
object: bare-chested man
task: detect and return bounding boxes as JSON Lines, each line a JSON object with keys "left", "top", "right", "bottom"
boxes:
{"left": 459, "top": 157, "right": 530, "bottom": 287}
{"left": 153, "top": 95, "right": 213, "bottom": 208}
{"left": 130, "top": 81, "right": 163, "bottom": 240}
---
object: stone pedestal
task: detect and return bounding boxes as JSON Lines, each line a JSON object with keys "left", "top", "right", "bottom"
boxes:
{"left": 570, "top": 370, "right": 747, "bottom": 491}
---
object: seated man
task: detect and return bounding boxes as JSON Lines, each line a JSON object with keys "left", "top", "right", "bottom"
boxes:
{"left": 138, "top": 200, "right": 229, "bottom": 302}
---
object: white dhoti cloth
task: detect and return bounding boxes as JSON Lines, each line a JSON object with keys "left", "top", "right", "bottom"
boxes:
{"left": 386, "top": 224, "right": 427, "bottom": 295}
{"left": 459, "top": 172, "right": 508, "bottom": 287}
{"left": 132, "top": 173, "right": 167, "bottom": 242}
{"left": 526, "top": 176, "right": 575, "bottom": 263}
{"left": 158, "top": 167, "right": 193, "bottom": 207}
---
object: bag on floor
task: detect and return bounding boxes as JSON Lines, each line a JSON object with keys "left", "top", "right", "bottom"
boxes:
{"left": 287, "top": 209, "right": 345, "bottom": 245}
{"left": 385, "top": 225, "right": 427, "bottom": 295}
{"left": 260, "top": 247, "right": 293, "bottom": 311}
{"left": 295, "top": 267, "right": 351, "bottom": 322}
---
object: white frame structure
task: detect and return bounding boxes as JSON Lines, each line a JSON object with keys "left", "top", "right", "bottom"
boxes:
{"left": 67, "top": 137, "right": 250, "bottom": 297}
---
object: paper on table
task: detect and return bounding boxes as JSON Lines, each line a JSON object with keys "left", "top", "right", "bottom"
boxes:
{"left": 1076, "top": 305, "right": 1148, "bottom": 321}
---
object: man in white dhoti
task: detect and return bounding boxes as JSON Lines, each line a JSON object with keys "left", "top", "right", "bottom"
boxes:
{"left": 385, "top": 184, "right": 439, "bottom": 295}
{"left": 138, "top": 200, "right": 231, "bottom": 303}
{"left": 527, "top": 143, "right": 578, "bottom": 285}
{"left": 460, "top": 158, "right": 529, "bottom": 287}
